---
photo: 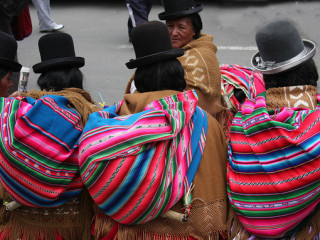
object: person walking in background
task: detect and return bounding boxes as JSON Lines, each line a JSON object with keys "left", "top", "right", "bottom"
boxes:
{"left": 0, "top": 0, "right": 29, "bottom": 36}
{"left": 0, "top": 0, "right": 29, "bottom": 93}
{"left": 126, "top": 0, "right": 153, "bottom": 42}
{"left": 31, "top": 0, "right": 64, "bottom": 33}
{"left": 0, "top": 31, "right": 22, "bottom": 97}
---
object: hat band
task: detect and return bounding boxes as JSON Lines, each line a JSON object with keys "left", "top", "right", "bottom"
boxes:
{"left": 255, "top": 48, "right": 307, "bottom": 70}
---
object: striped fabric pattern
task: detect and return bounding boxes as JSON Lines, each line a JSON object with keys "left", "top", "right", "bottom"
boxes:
{"left": 78, "top": 90, "right": 208, "bottom": 225}
{"left": 221, "top": 64, "right": 264, "bottom": 112}
{"left": 0, "top": 96, "right": 84, "bottom": 207}
{"left": 228, "top": 95, "right": 320, "bottom": 238}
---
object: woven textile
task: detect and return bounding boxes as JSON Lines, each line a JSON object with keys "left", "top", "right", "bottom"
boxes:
{"left": 178, "top": 34, "right": 223, "bottom": 118}
{"left": 221, "top": 64, "right": 264, "bottom": 111}
{"left": 266, "top": 85, "right": 317, "bottom": 111}
{"left": 221, "top": 64, "right": 264, "bottom": 125}
{"left": 79, "top": 90, "right": 208, "bottom": 225}
{"left": 228, "top": 94, "right": 320, "bottom": 238}
{"left": 0, "top": 96, "right": 83, "bottom": 208}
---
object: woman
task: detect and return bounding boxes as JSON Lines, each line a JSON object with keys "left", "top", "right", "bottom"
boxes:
{"left": 0, "top": 32, "right": 100, "bottom": 240}
{"left": 126, "top": 0, "right": 225, "bottom": 119}
{"left": 228, "top": 19, "right": 320, "bottom": 240}
{"left": 0, "top": 31, "right": 21, "bottom": 97}
{"left": 80, "top": 21, "right": 228, "bottom": 240}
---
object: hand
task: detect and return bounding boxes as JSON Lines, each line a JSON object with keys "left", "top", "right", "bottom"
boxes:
{"left": 9, "top": 91, "right": 21, "bottom": 97}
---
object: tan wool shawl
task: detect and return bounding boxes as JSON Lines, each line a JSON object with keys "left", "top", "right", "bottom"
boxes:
{"left": 266, "top": 85, "right": 317, "bottom": 111}
{"left": 94, "top": 91, "right": 229, "bottom": 240}
{"left": 178, "top": 34, "right": 223, "bottom": 118}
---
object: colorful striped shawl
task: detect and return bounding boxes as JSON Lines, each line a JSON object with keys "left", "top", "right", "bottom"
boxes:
{"left": 78, "top": 90, "right": 208, "bottom": 225}
{"left": 0, "top": 96, "right": 84, "bottom": 208}
{"left": 228, "top": 95, "right": 320, "bottom": 238}
{"left": 221, "top": 64, "right": 265, "bottom": 134}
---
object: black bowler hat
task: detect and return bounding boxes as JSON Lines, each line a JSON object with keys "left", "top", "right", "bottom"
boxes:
{"left": 126, "top": 21, "right": 185, "bottom": 69}
{"left": 158, "top": 0, "right": 203, "bottom": 20}
{"left": 33, "top": 32, "right": 85, "bottom": 73}
{"left": 252, "top": 19, "right": 316, "bottom": 75}
{"left": 0, "top": 32, "right": 22, "bottom": 72}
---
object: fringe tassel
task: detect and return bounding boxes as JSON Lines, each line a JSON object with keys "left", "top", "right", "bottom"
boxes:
{"left": 78, "top": 189, "right": 95, "bottom": 240}
{"left": 161, "top": 183, "right": 195, "bottom": 223}
{"left": 161, "top": 210, "right": 185, "bottom": 222}
{"left": 1, "top": 218, "right": 85, "bottom": 240}
{"left": 116, "top": 227, "right": 224, "bottom": 240}
{"left": 0, "top": 190, "right": 94, "bottom": 240}
{"left": 22, "top": 88, "right": 102, "bottom": 125}
{"left": 93, "top": 207, "right": 117, "bottom": 240}
{"left": 294, "top": 209, "right": 320, "bottom": 240}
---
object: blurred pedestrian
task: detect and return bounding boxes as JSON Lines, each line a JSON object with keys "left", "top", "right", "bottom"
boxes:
{"left": 31, "top": 0, "right": 64, "bottom": 32}
{"left": 126, "top": 0, "right": 153, "bottom": 41}
{"left": 0, "top": 31, "right": 22, "bottom": 97}
{"left": 0, "top": 0, "right": 29, "bottom": 36}
{"left": 0, "top": 0, "right": 29, "bottom": 93}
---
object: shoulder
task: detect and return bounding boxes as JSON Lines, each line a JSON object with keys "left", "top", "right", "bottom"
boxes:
{"left": 183, "top": 34, "right": 217, "bottom": 54}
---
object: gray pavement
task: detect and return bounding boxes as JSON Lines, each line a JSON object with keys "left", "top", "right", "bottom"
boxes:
{"left": 17, "top": 1, "right": 320, "bottom": 105}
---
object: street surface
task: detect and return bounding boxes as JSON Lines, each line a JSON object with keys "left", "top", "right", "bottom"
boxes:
{"left": 17, "top": 0, "right": 320, "bottom": 105}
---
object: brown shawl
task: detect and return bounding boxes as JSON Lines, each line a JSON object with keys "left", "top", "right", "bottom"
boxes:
{"left": 178, "top": 34, "right": 223, "bottom": 118}
{"left": 94, "top": 91, "right": 229, "bottom": 240}
{"left": 266, "top": 85, "right": 317, "bottom": 111}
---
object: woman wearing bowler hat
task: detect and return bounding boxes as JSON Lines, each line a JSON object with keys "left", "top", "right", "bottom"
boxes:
{"left": 0, "top": 32, "right": 100, "bottom": 239}
{"left": 0, "top": 31, "right": 21, "bottom": 97}
{"left": 82, "top": 21, "right": 228, "bottom": 240}
{"left": 228, "top": 19, "right": 320, "bottom": 240}
{"left": 33, "top": 32, "right": 85, "bottom": 92}
{"left": 125, "top": 0, "right": 226, "bottom": 120}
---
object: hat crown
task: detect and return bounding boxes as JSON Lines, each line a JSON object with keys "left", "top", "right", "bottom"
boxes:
{"left": 33, "top": 32, "right": 84, "bottom": 73}
{"left": 256, "top": 19, "right": 305, "bottom": 63}
{"left": 131, "top": 21, "right": 173, "bottom": 59}
{"left": 0, "top": 32, "right": 17, "bottom": 64}
{"left": 0, "top": 31, "right": 21, "bottom": 71}
{"left": 38, "top": 32, "right": 76, "bottom": 62}
{"left": 162, "top": 0, "right": 197, "bottom": 15}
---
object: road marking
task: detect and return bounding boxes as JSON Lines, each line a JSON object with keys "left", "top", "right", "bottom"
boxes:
{"left": 117, "top": 44, "right": 133, "bottom": 49}
{"left": 218, "top": 46, "right": 258, "bottom": 51}
{"left": 117, "top": 45, "right": 258, "bottom": 51}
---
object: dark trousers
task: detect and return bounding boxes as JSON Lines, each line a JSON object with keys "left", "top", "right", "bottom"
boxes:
{"left": 0, "top": 10, "right": 13, "bottom": 35}
{"left": 126, "top": 0, "right": 153, "bottom": 37}
{"left": 0, "top": 10, "right": 19, "bottom": 94}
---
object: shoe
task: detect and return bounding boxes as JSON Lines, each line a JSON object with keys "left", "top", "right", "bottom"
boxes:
{"left": 40, "top": 24, "right": 64, "bottom": 33}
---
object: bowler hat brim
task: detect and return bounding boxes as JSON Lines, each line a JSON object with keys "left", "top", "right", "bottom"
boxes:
{"left": 0, "top": 58, "right": 22, "bottom": 72}
{"left": 126, "top": 48, "right": 185, "bottom": 69}
{"left": 33, "top": 56, "right": 85, "bottom": 73}
{"left": 251, "top": 39, "right": 316, "bottom": 75}
{"left": 158, "top": 3, "right": 203, "bottom": 20}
